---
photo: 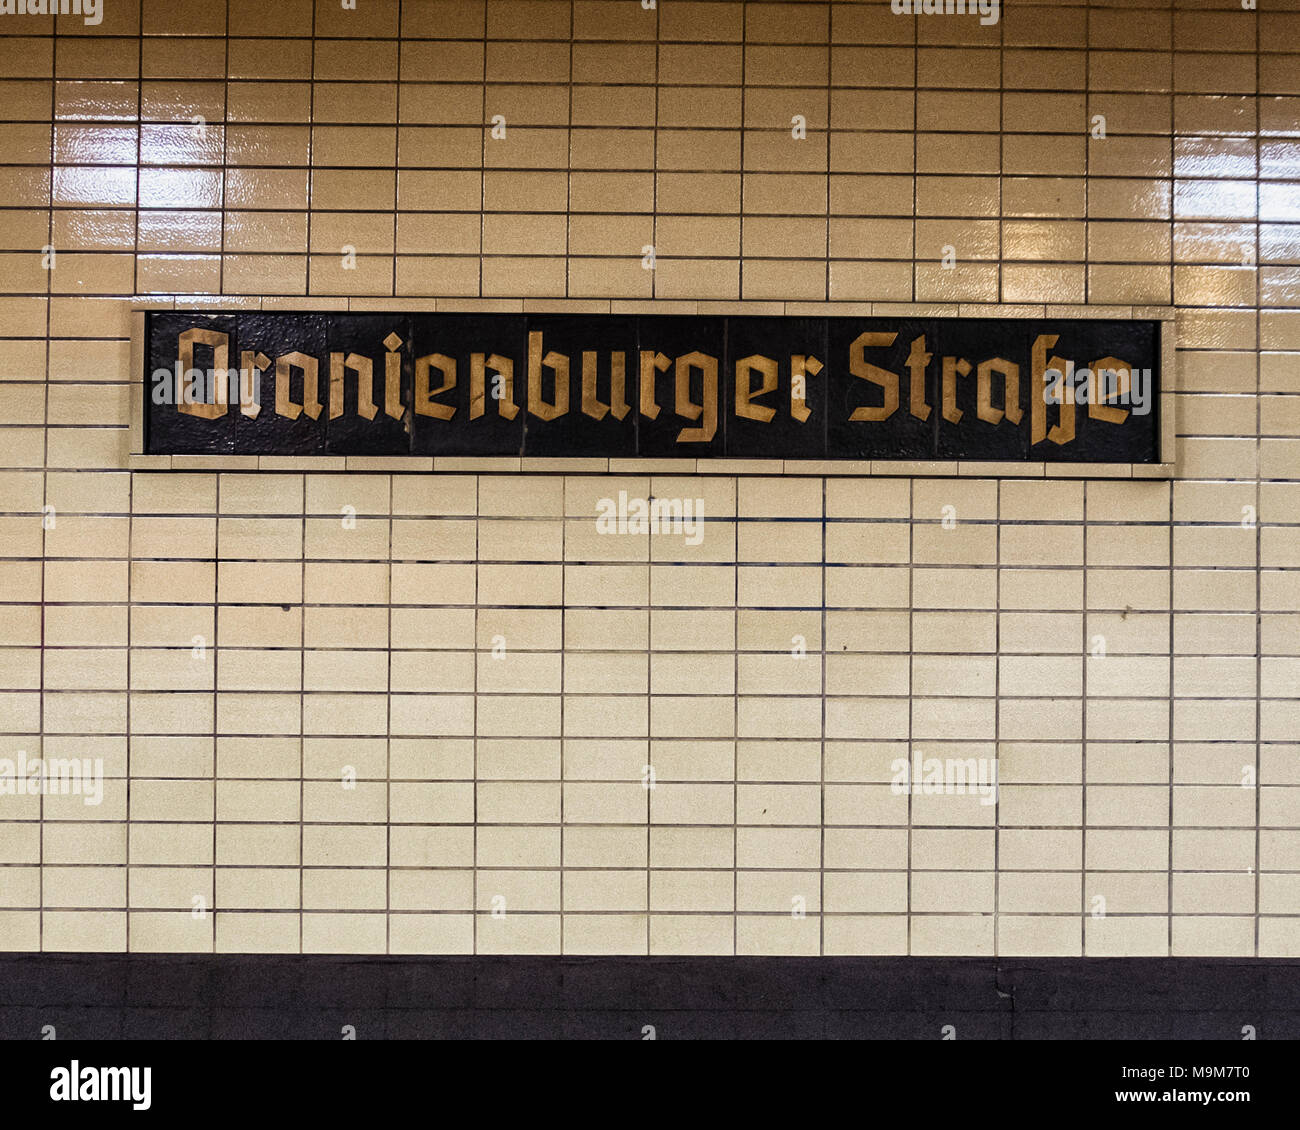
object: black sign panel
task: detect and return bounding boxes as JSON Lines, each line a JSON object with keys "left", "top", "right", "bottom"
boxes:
{"left": 144, "top": 312, "right": 1160, "bottom": 463}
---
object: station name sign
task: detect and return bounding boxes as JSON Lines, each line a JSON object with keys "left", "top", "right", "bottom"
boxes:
{"left": 144, "top": 312, "right": 1160, "bottom": 463}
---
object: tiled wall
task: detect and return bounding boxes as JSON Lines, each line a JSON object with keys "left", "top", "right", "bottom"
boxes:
{"left": 0, "top": 0, "right": 1297, "bottom": 957}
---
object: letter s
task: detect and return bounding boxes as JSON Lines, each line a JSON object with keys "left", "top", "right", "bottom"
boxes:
{"left": 848, "top": 332, "right": 899, "bottom": 421}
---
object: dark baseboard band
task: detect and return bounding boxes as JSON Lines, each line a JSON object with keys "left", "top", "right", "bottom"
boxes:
{"left": 1, "top": 954, "right": 1298, "bottom": 1040}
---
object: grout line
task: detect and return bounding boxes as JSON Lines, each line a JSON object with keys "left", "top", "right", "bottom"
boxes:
{"left": 472, "top": 475, "right": 479, "bottom": 956}
{"left": 733, "top": 479, "right": 740, "bottom": 956}
{"left": 36, "top": 0, "right": 58, "bottom": 958}
{"left": 210, "top": 472, "right": 219, "bottom": 956}
{"left": 820, "top": 476, "right": 827, "bottom": 956}
{"left": 1081, "top": 479, "right": 1089, "bottom": 956}
{"left": 391, "top": 0, "right": 403, "bottom": 301}
{"left": 304, "top": 0, "right": 318, "bottom": 298}
{"left": 1253, "top": 0, "right": 1262, "bottom": 961}
{"left": 994, "top": 480, "right": 1001, "bottom": 958}
{"left": 910, "top": 8, "right": 918, "bottom": 305}
{"left": 823, "top": 0, "right": 830, "bottom": 304}
{"left": 386, "top": 472, "right": 393, "bottom": 955}
{"left": 906, "top": 477, "right": 914, "bottom": 956}
{"left": 298, "top": 472, "right": 306, "bottom": 954}
{"left": 478, "top": 2, "right": 487, "bottom": 301}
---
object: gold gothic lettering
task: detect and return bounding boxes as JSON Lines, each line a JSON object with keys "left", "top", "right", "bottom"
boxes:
{"left": 177, "top": 328, "right": 229, "bottom": 420}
